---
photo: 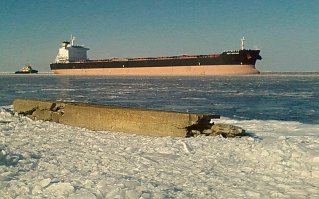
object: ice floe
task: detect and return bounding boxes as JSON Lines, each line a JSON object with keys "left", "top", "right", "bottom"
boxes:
{"left": 0, "top": 106, "right": 318, "bottom": 198}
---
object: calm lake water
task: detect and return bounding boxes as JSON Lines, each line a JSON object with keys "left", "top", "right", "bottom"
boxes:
{"left": 0, "top": 73, "right": 318, "bottom": 124}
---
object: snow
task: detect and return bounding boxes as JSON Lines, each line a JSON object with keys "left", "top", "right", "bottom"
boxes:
{"left": 0, "top": 106, "right": 319, "bottom": 198}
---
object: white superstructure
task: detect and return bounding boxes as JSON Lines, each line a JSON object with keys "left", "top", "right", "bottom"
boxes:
{"left": 240, "top": 36, "right": 245, "bottom": 50}
{"left": 54, "top": 35, "right": 89, "bottom": 63}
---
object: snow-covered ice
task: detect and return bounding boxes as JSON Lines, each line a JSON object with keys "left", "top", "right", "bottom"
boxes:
{"left": 0, "top": 106, "right": 318, "bottom": 198}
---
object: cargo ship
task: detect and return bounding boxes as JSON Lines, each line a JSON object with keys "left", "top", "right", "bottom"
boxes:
{"left": 50, "top": 36, "right": 262, "bottom": 75}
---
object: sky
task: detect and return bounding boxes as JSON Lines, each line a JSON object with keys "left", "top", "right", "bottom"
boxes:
{"left": 0, "top": 0, "right": 318, "bottom": 72}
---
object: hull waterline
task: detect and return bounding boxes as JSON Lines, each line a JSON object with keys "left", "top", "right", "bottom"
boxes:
{"left": 51, "top": 64, "right": 259, "bottom": 76}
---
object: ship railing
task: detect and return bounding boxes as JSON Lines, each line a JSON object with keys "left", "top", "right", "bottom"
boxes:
{"left": 72, "top": 54, "right": 221, "bottom": 63}
{"left": 125, "top": 54, "right": 221, "bottom": 61}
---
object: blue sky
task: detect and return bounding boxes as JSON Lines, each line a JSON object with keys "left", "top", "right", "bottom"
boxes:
{"left": 0, "top": 0, "right": 318, "bottom": 72}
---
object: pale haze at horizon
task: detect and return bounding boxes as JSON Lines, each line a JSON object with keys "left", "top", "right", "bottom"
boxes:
{"left": 0, "top": 0, "right": 318, "bottom": 72}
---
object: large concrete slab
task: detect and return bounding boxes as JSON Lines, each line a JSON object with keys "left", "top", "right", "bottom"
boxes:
{"left": 13, "top": 99, "right": 220, "bottom": 137}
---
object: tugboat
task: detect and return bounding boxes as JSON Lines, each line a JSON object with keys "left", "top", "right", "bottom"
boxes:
{"left": 15, "top": 64, "right": 38, "bottom": 74}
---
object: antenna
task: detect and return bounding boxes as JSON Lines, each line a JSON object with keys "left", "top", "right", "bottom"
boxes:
{"left": 70, "top": 35, "right": 75, "bottom": 46}
{"left": 241, "top": 37, "right": 245, "bottom": 50}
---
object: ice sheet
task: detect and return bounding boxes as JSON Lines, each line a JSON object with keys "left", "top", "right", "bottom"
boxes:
{"left": 1, "top": 106, "right": 318, "bottom": 198}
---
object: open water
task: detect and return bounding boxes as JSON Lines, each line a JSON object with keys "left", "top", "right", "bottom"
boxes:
{"left": 0, "top": 73, "right": 318, "bottom": 124}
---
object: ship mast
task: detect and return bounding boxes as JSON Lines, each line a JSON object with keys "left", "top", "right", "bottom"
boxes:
{"left": 70, "top": 35, "right": 75, "bottom": 46}
{"left": 240, "top": 37, "right": 245, "bottom": 50}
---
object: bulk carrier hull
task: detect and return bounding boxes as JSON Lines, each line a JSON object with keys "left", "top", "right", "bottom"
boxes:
{"left": 51, "top": 64, "right": 259, "bottom": 76}
{"left": 50, "top": 37, "right": 262, "bottom": 75}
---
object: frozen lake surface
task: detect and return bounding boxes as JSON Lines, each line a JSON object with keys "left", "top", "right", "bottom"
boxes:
{"left": 0, "top": 74, "right": 318, "bottom": 198}
{"left": 1, "top": 107, "right": 319, "bottom": 198}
